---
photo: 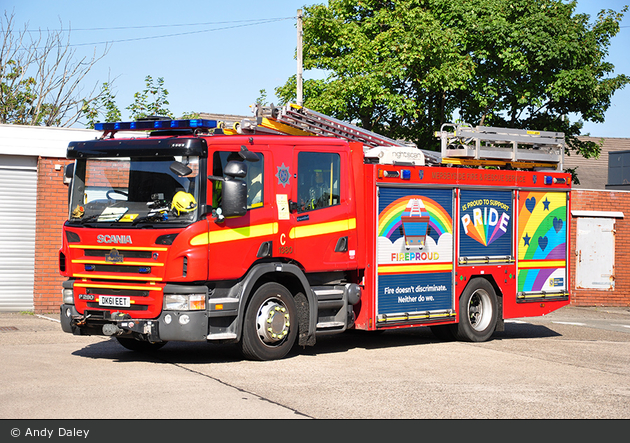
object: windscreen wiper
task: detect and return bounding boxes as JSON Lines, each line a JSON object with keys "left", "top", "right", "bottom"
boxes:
{"left": 78, "top": 215, "right": 101, "bottom": 224}
{"left": 132, "top": 209, "right": 169, "bottom": 226}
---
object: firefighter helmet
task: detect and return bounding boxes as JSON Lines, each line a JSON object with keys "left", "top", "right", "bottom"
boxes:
{"left": 171, "top": 191, "right": 197, "bottom": 216}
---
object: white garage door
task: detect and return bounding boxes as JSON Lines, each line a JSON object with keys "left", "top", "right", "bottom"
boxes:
{"left": 0, "top": 155, "right": 37, "bottom": 311}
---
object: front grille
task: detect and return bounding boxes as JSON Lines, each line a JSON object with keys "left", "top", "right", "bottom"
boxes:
{"left": 86, "top": 288, "right": 150, "bottom": 297}
{"left": 89, "top": 264, "right": 150, "bottom": 274}
{"left": 84, "top": 249, "right": 153, "bottom": 259}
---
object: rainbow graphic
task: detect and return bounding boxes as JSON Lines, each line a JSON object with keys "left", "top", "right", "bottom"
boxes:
{"left": 518, "top": 192, "right": 566, "bottom": 260}
{"left": 462, "top": 207, "right": 510, "bottom": 246}
{"left": 379, "top": 196, "right": 452, "bottom": 243}
{"left": 517, "top": 191, "right": 567, "bottom": 292}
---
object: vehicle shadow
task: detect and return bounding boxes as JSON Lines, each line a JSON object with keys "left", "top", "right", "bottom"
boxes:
{"left": 71, "top": 321, "right": 561, "bottom": 364}
{"left": 296, "top": 321, "right": 561, "bottom": 357}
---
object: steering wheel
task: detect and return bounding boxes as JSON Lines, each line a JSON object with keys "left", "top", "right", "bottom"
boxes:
{"left": 106, "top": 189, "right": 128, "bottom": 200}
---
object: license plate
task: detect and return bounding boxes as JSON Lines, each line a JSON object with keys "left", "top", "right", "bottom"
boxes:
{"left": 99, "top": 296, "right": 131, "bottom": 308}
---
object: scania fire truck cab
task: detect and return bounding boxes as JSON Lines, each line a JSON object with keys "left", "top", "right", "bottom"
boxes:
{"left": 60, "top": 105, "right": 571, "bottom": 360}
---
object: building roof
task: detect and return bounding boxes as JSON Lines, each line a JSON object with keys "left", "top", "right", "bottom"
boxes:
{"left": 564, "top": 137, "right": 630, "bottom": 190}
{"left": 0, "top": 124, "right": 98, "bottom": 158}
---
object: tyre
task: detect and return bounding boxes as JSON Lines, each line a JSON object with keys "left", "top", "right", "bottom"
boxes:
{"left": 454, "top": 278, "right": 498, "bottom": 342}
{"left": 240, "top": 282, "right": 298, "bottom": 361}
{"left": 115, "top": 337, "right": 167, "bottom": 352}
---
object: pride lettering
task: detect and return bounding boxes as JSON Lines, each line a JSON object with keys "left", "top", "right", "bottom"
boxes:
{"left": 391, "top": 251, "right": 439, "bottom": 262}
{"left": 461, "top": 207, "right": 510, "bottom": 235}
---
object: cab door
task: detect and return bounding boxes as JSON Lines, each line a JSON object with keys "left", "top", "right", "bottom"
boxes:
{"left": 205, "top": 146, "right": 275, "bottom": 281}
{"left": 290, "top": 147, "right": 357, "bottom": 272}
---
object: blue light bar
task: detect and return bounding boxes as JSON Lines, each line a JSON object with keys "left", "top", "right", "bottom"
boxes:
{"left": 95, "top": 119, "right": 219, "bottom": 132}
{"left": 544, "top": 176, "right": 567, "bottom": 185}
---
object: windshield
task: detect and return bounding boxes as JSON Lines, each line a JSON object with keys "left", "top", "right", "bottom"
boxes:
{"left": 68, "top": 156, "right": 200, "bottom": 227}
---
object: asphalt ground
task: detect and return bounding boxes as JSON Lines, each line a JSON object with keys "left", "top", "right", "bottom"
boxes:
{"left": 0, "top": 305, "right": 629, "bottom": 424}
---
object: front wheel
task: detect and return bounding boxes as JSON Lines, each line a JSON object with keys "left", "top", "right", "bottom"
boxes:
{"left": 454, "top": 278, "right": 498, "bottom": 342}
{"left": 240, "top": 282, "right": 298, "bottom": 361}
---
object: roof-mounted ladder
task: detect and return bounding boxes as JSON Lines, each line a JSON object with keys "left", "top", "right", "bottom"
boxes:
{"left": 435, "top": 123, "right": 565, "bottom": 170}
{"left": 239, "top": 103, "right": 426, "bottom": 166}
{"left": 252, "top": 103, "right": 408, "bottom": 148}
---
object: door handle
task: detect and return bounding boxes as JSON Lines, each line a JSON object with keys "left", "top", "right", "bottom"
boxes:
{"left": 334, "top": 236, "right": 348, "bottom": 252}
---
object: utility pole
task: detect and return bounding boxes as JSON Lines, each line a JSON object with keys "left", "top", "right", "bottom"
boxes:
{"left": 297, "top": 9, "right": 303, "bottom": 106}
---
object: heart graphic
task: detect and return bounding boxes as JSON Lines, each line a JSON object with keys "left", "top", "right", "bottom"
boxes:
{"left": 538, "top": 236, "right": 548, "bottom": 251}
{"left": 553, "top": 217, "right": 563, "bottom": 233}
{"left": 525, "top": 197, "right": 536, "bottom": 213}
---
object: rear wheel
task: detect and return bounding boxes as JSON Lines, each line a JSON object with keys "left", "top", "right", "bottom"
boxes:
{"left": 454, "top": 278, "right": 498, "bottom": 342}
{"left": 240, "top": 282, "right": 298, "bottom": 361}
{"left": 115, "top": 337, "right": 167, "bottom": 352}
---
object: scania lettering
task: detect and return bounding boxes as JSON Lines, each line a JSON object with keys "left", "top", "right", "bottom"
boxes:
{"left": 59, "top": 106, "right": 571, "bottom": 360}
{"left": 97, "top": 235, "right": 133, "bottom": 244}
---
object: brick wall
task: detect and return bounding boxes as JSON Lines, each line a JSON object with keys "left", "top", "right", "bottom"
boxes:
{"left": 570, "top": 189, "right": 630, "bottom": 307}
{"left": 34, "top": 157, "right": 73, "bottom": 313}
{"left": 86, "top": 160, "right": 129, "bottom": 187}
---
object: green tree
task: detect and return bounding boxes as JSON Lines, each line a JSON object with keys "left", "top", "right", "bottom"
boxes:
{"left": 84, "top": 76, "right": 199, "bottom": 126}
{"left": 276, "top": 0, "right": 629, "bottom": 162}
{"left": 83, "top": 81, "right": 121, "bottom": 128}
{"left": 256, "top": 89, "right": 269, "bottom": 106}
{"left": 126, "top": 75, "right": 174, "bottom": 120}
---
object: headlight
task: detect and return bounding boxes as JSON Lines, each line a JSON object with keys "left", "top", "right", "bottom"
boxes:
{"left": 164, "top": 294, "right": 206, "bottom": 311}
{"left": 62, "top": 288, "right": 74, "bottom": 305}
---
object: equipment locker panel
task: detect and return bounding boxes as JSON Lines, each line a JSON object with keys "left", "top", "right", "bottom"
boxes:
{"left": 459, "top": 190, "right": 513, "bottom": 261}
{"left": 516, "top": 191, "right": 568, "bottom": 299}
{"left": 376, "top": 187, "right": 454, "bottom": 323}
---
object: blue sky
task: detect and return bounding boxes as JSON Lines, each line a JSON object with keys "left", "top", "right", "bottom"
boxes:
{"left": 4, "top": 0, "right": 629, "bottom": 138}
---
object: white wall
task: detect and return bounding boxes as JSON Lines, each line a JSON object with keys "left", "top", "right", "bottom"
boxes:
{"left": 0, "top": 124, "right": 99, "bottom": 158}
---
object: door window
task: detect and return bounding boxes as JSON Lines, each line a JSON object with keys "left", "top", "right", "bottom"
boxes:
{"left": 297, "top": 152, "right": 340, "bottom": 213}
{"left": 212, "top": 151, "right": 264, "bottom": 209}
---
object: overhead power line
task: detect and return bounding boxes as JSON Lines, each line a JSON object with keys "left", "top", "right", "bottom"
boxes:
{"left": 21, "top": 17, "right": 295, "bottom": 49}
{"left": 20, "top": 17, "right": 296, "bottom": 33}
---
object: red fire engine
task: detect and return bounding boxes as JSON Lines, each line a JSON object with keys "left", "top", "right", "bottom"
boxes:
{"left": 59, "top": 104, "right": 571, "bottom": 360}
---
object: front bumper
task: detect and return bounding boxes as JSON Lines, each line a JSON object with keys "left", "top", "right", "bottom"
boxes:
{"left": 60, "top": 304, "right": 208, "bottom": 342}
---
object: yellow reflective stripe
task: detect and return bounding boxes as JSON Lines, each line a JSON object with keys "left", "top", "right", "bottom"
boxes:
{"left": 190, "top": 222, "right": 278, "bottom": 246}
{"left": 289, "top": 218, "right": 356, "bottom": 240}
{"left": 74, "top": 282, "right": 163, "bottom": 291}
{"left": 73, "top": 274, "right": 162, "bottom": 281}
{"left": 378, "top": 312, "right": 456, "bottom": 322}
{"left": 517, "top": 292, "right": 569, "bottom": 299}
{"left": 378, "top": 263, "right": 453, "bottom": 274}
{"left": 189, "top": 232, "right": 208, "bottom": 246}
{"left": 69, "top": 245, "right": 168, "bottom": 251}
{"left": 518, "top": 260, "right": 566, "bottom": 269}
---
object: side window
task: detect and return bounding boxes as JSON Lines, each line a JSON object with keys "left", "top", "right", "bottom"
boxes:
{"left": 297, "top": 152, "right": 340, "bottom": 213}
{"left": 212, "top": 151, "right": 264, "bottom": 209}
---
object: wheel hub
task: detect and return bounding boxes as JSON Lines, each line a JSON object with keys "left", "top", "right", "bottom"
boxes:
{"left": 468, "top": 290, "right": 491, "bottom": 331}
{"left": 256, "top": 298, "right": 291, "bottom": 345}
